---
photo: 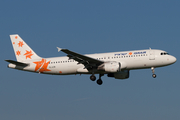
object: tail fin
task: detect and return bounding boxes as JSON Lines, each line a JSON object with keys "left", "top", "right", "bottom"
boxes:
{"left": 10, "top": 34, "right": 41, "bottom": 62}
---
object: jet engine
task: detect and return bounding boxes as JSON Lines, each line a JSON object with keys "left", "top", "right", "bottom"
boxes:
{"left": 107, "top": 70, "right": 129, "bottom": 79}
{"left": 98, "top": 61, "right": 120, "bottom": 72}
{"left": 98, "top": 61, "right": 127, "bottom": 73}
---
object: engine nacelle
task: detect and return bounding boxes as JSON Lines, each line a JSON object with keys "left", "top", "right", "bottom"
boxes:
{"left": 105, "top": 61, "right": 120, "bottom": 72}
{"left": 98, "top": 61, "right": 120, "bottom": 72}
{"left": 107, "top": 70, "right": 130, "bottom": 79}
{"left": 98, "top": 61, "right": 127, "bottom": 73}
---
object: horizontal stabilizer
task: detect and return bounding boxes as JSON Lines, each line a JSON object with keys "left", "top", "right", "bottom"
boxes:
{"left": 5, "top": 60, "right": 29, "bottom": 67}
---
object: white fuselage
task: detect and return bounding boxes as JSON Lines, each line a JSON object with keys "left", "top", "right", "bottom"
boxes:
{"left": 9, "top": 49, "right": 176, "bottom": 75}
{"left": 7, "top": 34, "right": 177, "bottom": 85}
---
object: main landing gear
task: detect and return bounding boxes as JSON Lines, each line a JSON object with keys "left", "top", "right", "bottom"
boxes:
{"left": 151, "top": 67, "right": 157, "bottom": 78}
{"left": 90, "top": 74, "right": 96, "bottom": 81}
{"left": 90, "top": 74, "right": 104, "bottom": 85}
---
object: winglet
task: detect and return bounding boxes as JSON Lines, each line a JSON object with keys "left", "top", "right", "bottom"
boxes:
{"left": 57, "top": 47, "right": 62, "bottom": 52}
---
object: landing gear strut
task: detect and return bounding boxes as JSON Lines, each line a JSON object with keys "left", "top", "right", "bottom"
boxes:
{"left": 96, "top": 74, "right": 104, "bottom": 85}
{"left": 151, "top": 67, "right": 157, "bottom": 78}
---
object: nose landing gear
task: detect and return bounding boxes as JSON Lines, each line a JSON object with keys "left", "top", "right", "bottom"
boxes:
{"left": 151, "top": 67, "right": 157, "bottom": 78}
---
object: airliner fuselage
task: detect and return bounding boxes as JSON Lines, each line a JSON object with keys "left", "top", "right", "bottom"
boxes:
{"left": 6, "top": 35, "right": 176, "bottom": 85}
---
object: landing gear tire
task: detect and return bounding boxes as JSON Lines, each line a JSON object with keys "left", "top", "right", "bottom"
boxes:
{"left": 151, "top": 67, "right": 157, "bottom": 78}
{"left": 152, "top": 74, "right": 156, "bottom": 78}
{"left": 97, "top": 79, "right": 103, "bottom": 85}
{"left": 90, "top": 75, "right": 96, "bottom": 81}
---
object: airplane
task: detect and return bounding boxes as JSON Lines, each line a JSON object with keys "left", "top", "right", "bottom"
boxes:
{"left": 5, "top": 34, "right": 177, "bottom": 85}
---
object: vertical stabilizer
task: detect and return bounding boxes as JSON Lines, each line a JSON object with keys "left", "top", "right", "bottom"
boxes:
{"left": 10, "top": 34, "right": 41, "bottom": 62}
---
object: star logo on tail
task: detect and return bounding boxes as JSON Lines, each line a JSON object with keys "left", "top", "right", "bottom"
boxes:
{"left": 24, "top": 50, "right": 33, "bottom": 59}
{"left": 33, "top": 59, "right": 51, "bottom": 73}
{"left": 18, "top": 41, "right": 24, "bottom": 47}
{"left": 16, "top": 50, "right": 21, "bottom": 56}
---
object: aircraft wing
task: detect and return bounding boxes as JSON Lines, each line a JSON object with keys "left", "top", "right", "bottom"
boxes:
{"left": 57, "top": 47, "right": 104, "bottom": 69}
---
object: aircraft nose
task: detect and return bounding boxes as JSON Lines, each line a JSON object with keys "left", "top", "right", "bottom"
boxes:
{"left": 171, "top": 56, "right": 177, "bottom": 64}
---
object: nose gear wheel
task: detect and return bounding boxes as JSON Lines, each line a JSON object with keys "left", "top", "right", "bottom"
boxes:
{"left": 151, "top": 67, "right": 157, "bottom": 78}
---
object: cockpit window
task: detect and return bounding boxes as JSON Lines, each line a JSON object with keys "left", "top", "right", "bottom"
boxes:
{"left": 161, "top": 52, "right": 169, "bottom": 55}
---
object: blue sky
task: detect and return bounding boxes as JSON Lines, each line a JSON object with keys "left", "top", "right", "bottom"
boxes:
{"left": 0, "top": 0, "right": 180, "bottom": 120}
